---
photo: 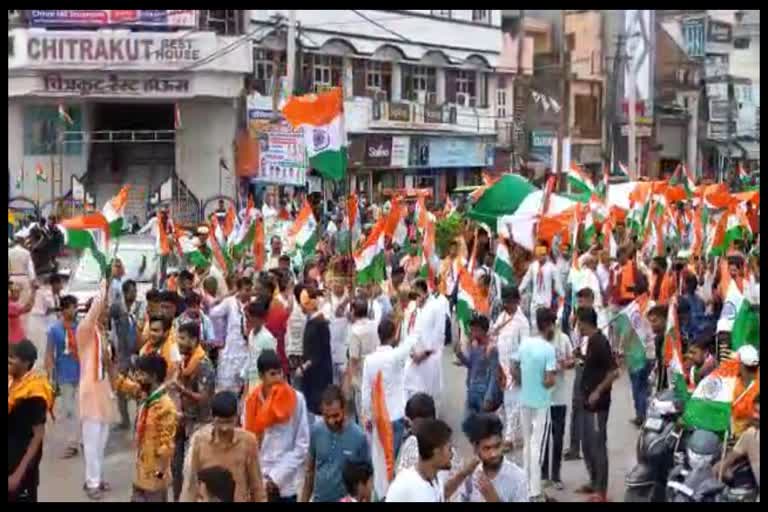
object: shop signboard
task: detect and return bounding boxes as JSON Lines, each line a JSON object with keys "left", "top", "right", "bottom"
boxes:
{"left": 365, "top": 135, "right": 392, "bottom": 167}
{"left": 9, "top": 29, "right": 251, "bottom": 73}
{"left": 531, "top": 130, "right": 555, "bottom": 148}
{"left": 253, "top": 124, "right": 307, "bottom": 186}
{"left": 42, "top": 73, "right": 191, "bottom": 97}
{"left": 390, "top": 136, "right": 410, "bottom": 168}
{"left": 707, "top": 20, "right": 733, "bottom": 44}
{"left": 25, "top": 10, "right": 198, "bottom": 28}
{"left": 428, "top": 137, "right": 488, "bottom": 168}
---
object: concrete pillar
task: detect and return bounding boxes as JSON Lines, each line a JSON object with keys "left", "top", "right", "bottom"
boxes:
{"left": 436, "top": 67, "right": 446, "bottom": 104}
{"left": 392, "top": 62, "right": 402, "bottom": 101}
{"left": 687, "top": 92, "right": 699, "bottom": 175}
{"left": 342, "top": 57, "right": 354, "bottom": 99}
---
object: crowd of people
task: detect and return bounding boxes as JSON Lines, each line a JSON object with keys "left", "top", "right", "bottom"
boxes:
{"left": 8, "top": 182, "right": 761, "bottom": 503}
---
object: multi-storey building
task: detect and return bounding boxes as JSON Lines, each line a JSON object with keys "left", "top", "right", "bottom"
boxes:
{"left": 8, "top": 10, "right": 253, "bottom": 223}
{"left": 248, "top": 10, "right": 507, "bottom": 201}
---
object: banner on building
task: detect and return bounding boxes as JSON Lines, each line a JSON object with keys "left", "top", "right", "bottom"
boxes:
{"left": 624, "top": 10, "right": 655, "bottom": 119}
{"left": 252, "top": 124, "right": 307, "bottom": 186}
{"left": 26, "top": 10, "right": 198, "bottom": 28}
{"left": 390, "top": 136, "right": 410, "bottom": 168}
{"left": 9, "top": 29, "right": 251, "bottom": 73}
{"left": 427, "top": 137, "right": 493, "bottom": 168}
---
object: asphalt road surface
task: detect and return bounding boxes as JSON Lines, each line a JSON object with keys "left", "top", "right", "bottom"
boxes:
{"left": 39, "top": 350, "right": 638, "bottom": 502}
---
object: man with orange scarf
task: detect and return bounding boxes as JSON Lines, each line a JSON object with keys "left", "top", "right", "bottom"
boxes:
{"left": 169, "top": 322, "right": 216, "bottom": 501}
{"left": 243, "top": 350, "right": 309, "bottom": 502}
{"left": 8, "top": 339, "right": 54, "bottom": 503}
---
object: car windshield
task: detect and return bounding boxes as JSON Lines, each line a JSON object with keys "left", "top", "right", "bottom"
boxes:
{"left": 71, "top": 246, "right": 159, "bottom": 285}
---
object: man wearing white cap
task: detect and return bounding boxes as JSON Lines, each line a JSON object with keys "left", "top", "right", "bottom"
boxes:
{"left": 733, "top": 345, "right": 759, "bottom": 438}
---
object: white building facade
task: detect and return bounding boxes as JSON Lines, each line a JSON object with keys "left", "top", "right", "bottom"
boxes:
{"left": 248, "top": 9, "right": 510, "bottom": 201}
{"left": 8, "top": 10, "right": 252, "bottom": 222}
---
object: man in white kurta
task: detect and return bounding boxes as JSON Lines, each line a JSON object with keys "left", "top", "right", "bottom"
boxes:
{"left": 9, "top": 235, "right": 36, "bottom": 304}
{"left": 403, "top": 282, "right": 442, "bottom": 410}
{"left": 518, "top": 246, "right": 564, "bottom": 334}
{"left": 492, "top": 287, "right": 531, "bottom": 452}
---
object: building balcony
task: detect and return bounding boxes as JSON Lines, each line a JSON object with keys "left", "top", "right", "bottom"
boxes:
{"left": 344, "top": 96, "right": 497, "bottom": 136}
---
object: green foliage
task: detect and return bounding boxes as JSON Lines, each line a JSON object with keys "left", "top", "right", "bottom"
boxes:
{"left": 436, "top": 212, "right": 464, "bottom": 259}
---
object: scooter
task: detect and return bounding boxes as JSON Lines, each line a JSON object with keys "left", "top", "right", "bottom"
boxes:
{"left": 624, "top": 389, "right": 686, "bottom": 502}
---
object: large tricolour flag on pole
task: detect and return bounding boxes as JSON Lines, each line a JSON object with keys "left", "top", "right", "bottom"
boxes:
{"left": 354, "top": 216, "right": 386, "bottom": 285}
{"left": 288, "top": 200, "right": 318, "bottom": 259}
{"left": 281, "top": 87, "right": 347, "bottom": 181}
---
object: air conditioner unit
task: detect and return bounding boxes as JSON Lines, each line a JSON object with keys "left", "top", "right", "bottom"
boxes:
{"left": 416, "top": 90, "right": 427, "bottom": 104}
{"left": 456, "top": 92, "right": 470, "bottom": 107}
{"left": 426, "top": 92, "right": 437, "bottom": 105}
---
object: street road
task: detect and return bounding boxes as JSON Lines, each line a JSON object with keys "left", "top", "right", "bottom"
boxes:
{"left": 39, "top": 349, "right": 638, "bottom": 502}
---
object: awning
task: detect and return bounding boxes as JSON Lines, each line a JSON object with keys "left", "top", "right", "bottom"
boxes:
{"left": 736, "top": 140, "right": 760, "bottom": 160}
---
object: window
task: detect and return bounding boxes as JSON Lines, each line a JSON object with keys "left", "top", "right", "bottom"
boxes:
{"left": 734, "top": 37, "right": 750, "bottom": 49}
{"left": 573, "top": 94, "right": 600, "bottom": 139}
{"left": 252, "top": 49, "right": 285, "bottom": 95}
{"left": 365, "top": 61, "right": 392, "bottom": 95}
{"left": 312, "top": 55, "right": 343, "bottom": 91}
{"left": 682, "top": 19, "right": 705, "bottom": 57}
{"left": 23, "top": 105, "right": 82, "bottom": 156}
{"left": 455, "top": 70, "right": 476, "bottom": 96}
{"left": 411, "top": 66, "right": 437, "bottom": 94}
{"left": 472, "top": 10, "right": 491, "bottom": 23}
{"left": 200, "top": 10, "right": 243, "bottom": 35}
{"left": 431, "top": 10, "right": 452, "bottom": 18}
{"left": 496, "top": 88, "right": 508, "bottom": 118}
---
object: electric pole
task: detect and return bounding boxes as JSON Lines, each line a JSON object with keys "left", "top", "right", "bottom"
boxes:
{"left": 555, "top": 9, "right": 570, "bottom": 191}
{"left": 286, "top": 10, "right": 297, "bottom": 95}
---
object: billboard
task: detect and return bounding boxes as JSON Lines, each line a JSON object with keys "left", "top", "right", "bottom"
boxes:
{"left": 624, "top": 10, "right": 654, "bottom": 119}
{"left": 25, "top": 10, "right": 198, "bottom": 28}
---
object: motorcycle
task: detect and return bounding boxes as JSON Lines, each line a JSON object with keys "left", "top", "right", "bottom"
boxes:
{"left": 624, "top": 389, "right": 686, "bottom": 502}
{"left": 665, "top": 427, "right": 759, "bottom": 503}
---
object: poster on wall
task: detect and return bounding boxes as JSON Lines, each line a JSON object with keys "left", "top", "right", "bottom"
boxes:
{"left": 390, "top": 136, "right": 410, "bottom": 168}
{"left": 26, "top": 10, "right": 198, "bottom": 28}
{"left": 253, "top": 124, "right": 307, "bottom": 187}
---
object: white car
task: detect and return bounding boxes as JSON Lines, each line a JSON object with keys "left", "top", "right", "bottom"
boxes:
{"left": 64, "top": 235, "right": 161, "bottom": 310}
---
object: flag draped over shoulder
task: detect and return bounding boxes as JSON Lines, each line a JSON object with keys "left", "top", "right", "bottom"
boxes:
{"left": 613, "top": 293, "right": 651, "bottom": 373}
{"left": 281, "top": 87, "right": 347, "bottom": 181}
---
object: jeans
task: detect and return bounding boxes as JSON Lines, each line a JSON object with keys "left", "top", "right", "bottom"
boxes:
{"left": 582, "top": 408, "right": 610, "bottom": 493}
{"left": 568, "top": 366, "right": 584, "bottom": 455}
{"left": 172, "top": 428, "right": 188, "bottom": 501}
{"left": 629, "top": 360, "right": 653, "bottom": 420}
{"left": 541, "top": 405, "right": 567, "bottom": 482}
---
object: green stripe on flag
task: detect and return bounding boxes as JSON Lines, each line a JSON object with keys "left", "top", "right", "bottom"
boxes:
{"left": 309, "top": 147, "right": 347, "bottom": 182}
{"left": 613, "top": 314, "right": 648, "bottom": 373}
{"left": 683, "top": 398, "right": 731, "bottom": 433}
{"left": 356, "top": 251, "right": 386, "bottom": 285}
{"left": 731, "top": 299, "right": 759, "bottom": 352}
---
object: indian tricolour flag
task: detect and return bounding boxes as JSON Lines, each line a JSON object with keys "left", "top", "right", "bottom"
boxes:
{"left": 613, "top": 293, "right": 651, "bottom": 373}
{"left": 288, "top": 200, "right": 318, "bottom": 259}
{"left": 617, "top": 162, "right": 632, "bottom": 180}
{"left": 58, "top": 104, "right": 74, "bottom": 126}
{"left": 58, "top": 213, "right": 111, "bottom": 276}
{"left": 371, "top": 371, "right": 395, "bottom": 500}
{"left": 730, "top": 295, "right": 759, "bottom": 352}
{"left": 354, "top": 217, "right": 386, "bottom": 285}
{"left": 177, "top": 233, "right": 209, "bottom": 268}
{"left": 719, "top": 273, "right": 745, "bottom": 328}
{"left": 493, "top": 236, "right": 515, "bottom": 286}
{"left": 281, "top": 87, "right": 347, "bottom": 181}
{"left": 682, "top": 164, "right": 696, "bottom": 198}
{"left": 683, "top": 359, "right": 741, "bottom": 433}
{"left": 102, "top": 185, "right": 130, "bottom": 237}
{"left": 567, "top": 163, "right": 596, "bottom": 195}
{"left": 456, "top": 266, "right": 490, "bottom": 334}
{"left": 664, "top": 297, "right": 691, "bottom": 402}
{"left": 345, "top": 193, "right": 362, "bottom": 248}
